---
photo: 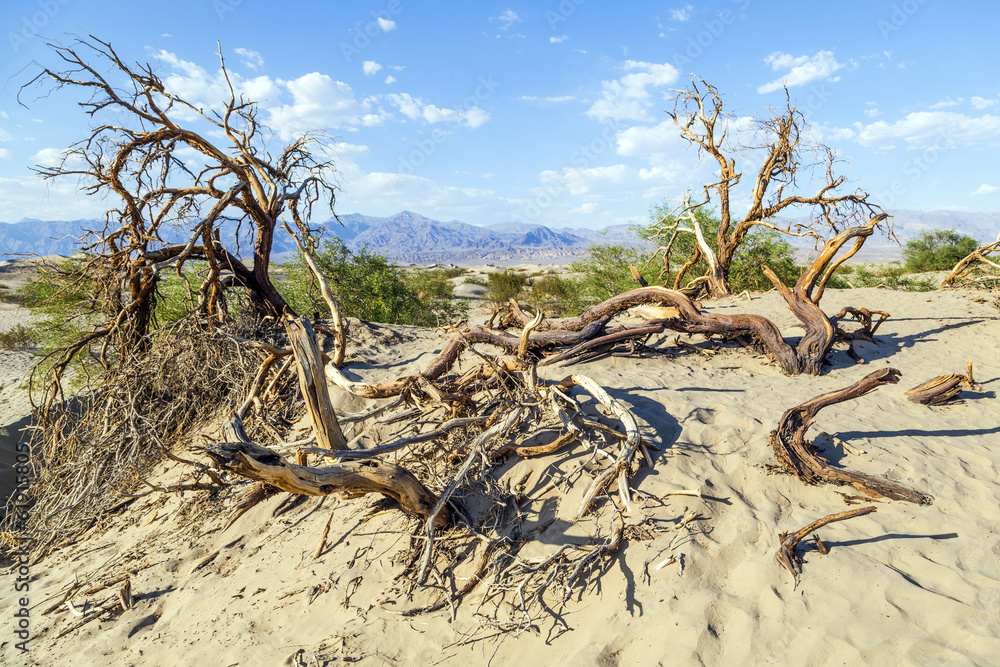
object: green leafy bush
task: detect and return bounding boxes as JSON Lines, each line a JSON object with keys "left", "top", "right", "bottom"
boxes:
{"left": 280, "top": 239, "right": 466, "bottom": 326}
{"left": 524, "top": 274, "right": 586, "bottom": 317}
{"left": 569, "top": 243, "right": 651, "bottom": 304}
{"left": 903, "top": 229, "right": 979, "bottom": 272}
{"left": 0, "top": 323, "right": 36, "bottom": 350}
{"left": 482, "top": 270, "right": 531, "bottom": 306}
{"left": 849, "top": 264, "right": 934, "bottom": 291}
{"left": 639, "top": 203, "right": 800, "bottom": 292}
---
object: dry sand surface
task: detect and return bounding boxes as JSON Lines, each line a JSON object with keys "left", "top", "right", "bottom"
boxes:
{"left": 2, "top": 278, "right": 1000, "bottom": 666}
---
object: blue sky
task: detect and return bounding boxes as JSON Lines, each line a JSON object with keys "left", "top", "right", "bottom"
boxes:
{"left": 1, "top": 0, "right": 998, "bottom": 229}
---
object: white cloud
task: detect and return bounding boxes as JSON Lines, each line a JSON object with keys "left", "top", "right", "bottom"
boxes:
{"left": 234, "top": 47, "right": 264, "bottom": 70}
{"left": 586, "top": 60, "right": 680, "bottom": 122}
{"left": 670, "top": 4, "right": 693, "bottom": 21}
{"left": 362, "top": 61, "right": 383, "bottom": 76}
{"left": 268, "top": 73, "right": 382, "bottom": 136}
{"left": 971, "top": 184, "right": 997, "bottom": 196}
{"left": 385, "top": 75, "right": 396, "bottom": 85}
{"left": 864, "top": 108, "right": 880, "bottom": 118}
{"left": 545, "top": 95, "right": 575, "bottom": 102}
{"left": 971, "top": 96, "right": 997, "bottom": 110}
{"left": 929, "top": 97, "right": 962, "bottom": 109}
{"left": 550, "top": 35, "right": 568, "bottom": 43}
{"left": 492, "top": 9, "right": 521, "bottom": 30}
{"left": 0, "top": 111, "right": 8, "bottom": 119}
{"left": 0, "top": 128, "right": 11, "bottom": 142}
{"left": 758, "top": 50, "right": 845, "bottom": 94}
{"left": 386, "top": 93, "right": 489, "bottom": 129}
{"left": 377, "top": 17, "right": 396, "bottom": 32}
{"left": 32, "top": 148, "right": 84, "bottom": 167}
{"left": 0, "top": 148, "right": 9, "bottom": 159}
{"left": 852, "top": 111, "right": 1000, "bottom": 149}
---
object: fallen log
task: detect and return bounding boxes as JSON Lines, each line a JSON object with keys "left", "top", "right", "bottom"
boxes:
{"left": 769, "top": 368, "right": 933, "bottom": 504}
{"left": 205, "top": 439, "right": 450, "bottom": 528}
{"left": 776, "top": 506, "right": 877, "bottom": 584}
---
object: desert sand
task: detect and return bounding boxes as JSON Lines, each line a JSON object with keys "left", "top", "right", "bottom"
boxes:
{"left": 1, "top": 276, "right": 999, "bottom": 666}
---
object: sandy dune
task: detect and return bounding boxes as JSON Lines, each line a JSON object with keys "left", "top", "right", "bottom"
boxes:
{"left": 1, "top": 285, "right": 999, "bottom": 666}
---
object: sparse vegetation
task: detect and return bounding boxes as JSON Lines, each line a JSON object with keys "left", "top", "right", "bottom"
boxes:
{"left": 0, "top": 324, "right": 36, "bottom": 350}
{"left": 280, "top": 239, "right": 466, "bottom": 326}
{"left": 848, "top": 264, "right": 934, "bottom": 292}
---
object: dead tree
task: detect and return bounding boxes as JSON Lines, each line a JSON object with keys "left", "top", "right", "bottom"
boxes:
{"left": 501, "top": 213, "right": 890, "bottom": 375}
{"left": 662, "top": 78, "right": 888, "bottom": 297}
{"left": 21, "top": 36, "right": 337, "bottom": 365}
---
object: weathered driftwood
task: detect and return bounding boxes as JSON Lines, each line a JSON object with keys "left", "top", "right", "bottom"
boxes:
{"left": 205, "top": 439, "right": 449, "bottom": 528}
{"left": 769, "top": 368, "right": 934, "bottom": 504}
{"left": 776, "top": 506, "right": 876, "bottom": 584}
{"left": 905, "top": 361, "right": 976, "bottom": 406}
{"left": 285, "top": 315, "right": 347, "bottom": 449}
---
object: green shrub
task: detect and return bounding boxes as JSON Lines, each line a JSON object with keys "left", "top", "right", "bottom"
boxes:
{"left": 0, "top": 323, "right": 36, "bottom": 350}
{"left": 524, "top": 274, "right": 586, "bottom": 317}
{"left": 849, "top": 264, "right": 934, "bottom": 291}
{"left": 639, "top": 203, "right": 800, "bottom": 292}
{"left": 903, "top": 229, "right": 979, "bottom": 272}
{"left": 483, "top": 270, "right": 531, "bottom": 306}
{"left": 280, "top": 239, "right": 465, "bottom": 326}
{"left": 569, "top": 243, "right": 651, "bottom": 304}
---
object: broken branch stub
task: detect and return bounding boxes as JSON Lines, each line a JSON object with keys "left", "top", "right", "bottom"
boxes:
{"left": 905, "top": 361, "right": 976, "bottom": 406}
{"left": 284, "top": 315, "right": 347, "bottom": 449}
{"left": 776, "top": 506, "right": 877, "bottom": 584}
{"left": 769, "top": 368, "right": 933, "bottom": 505}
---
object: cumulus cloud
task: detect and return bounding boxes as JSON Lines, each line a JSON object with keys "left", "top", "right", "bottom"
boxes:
{"left": 268, "top": 72, "right": 382, "bottom": 135}
{"left": 971, "top": 184, "right": 997, "bottom": 195}
{"left": 586, "top": 60, "right": 680, "bottom": 122}
{"left": 852, "top": 111, "right": 1000, "bottom": 149}
{"left": 385, "top": 75, "right": 396, "bottom": 84}
{"left": 550, "top": 35, "right": 568, "bottom": 43}
{"left": 377, "top": 17, "right": 396, "bottom": 32}
{"left": 363, "top": 60, "right": 383, "bottom": 76}
{"left": 757, "top": 50, "right": 845, "bottom": 94}
{"left": 0, "top": 148, "right": 9, "bottom": 159}
{"left": 234, "top": 47, "right": 264, "bottom": 70}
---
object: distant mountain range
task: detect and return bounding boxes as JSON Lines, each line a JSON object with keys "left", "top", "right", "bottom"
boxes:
{"left": 1, "top": 209, "right": 996, "bottom": 264}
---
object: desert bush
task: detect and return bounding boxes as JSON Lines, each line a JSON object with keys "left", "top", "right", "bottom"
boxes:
{"left": 524, "top": 274, "right": 586, "bottom": 317}
{"left": 570, "top": 243, "right": 652, "bottom": 304}
{"left": 0, "top": 324, "right": 36, "bottom": 350}
{"left": 849, "top": 264, "right": 934, "bottom": 291}
{"left": 640, "top": 204, "right": 800, "bottom": 292}
{"left": 281, "top": 239, "right": 465, "bottom": 326}
{"left": 482, "top": 269, "right": 531, "bottom": 306}
{"left": 903, "top": 229, "right": 979, "bottom": 272}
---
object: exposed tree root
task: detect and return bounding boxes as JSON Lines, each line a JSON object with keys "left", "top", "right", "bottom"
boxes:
{"left": 776, "top": 506, "right": 877, "bottom": 585}
{"left": 769, "top": 368, "right": 934, "bottom": 504}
